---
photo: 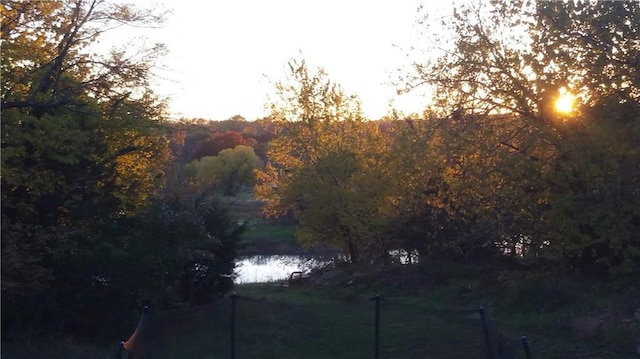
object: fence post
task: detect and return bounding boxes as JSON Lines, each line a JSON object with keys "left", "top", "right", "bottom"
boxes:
{"left": 371, "top": 294, "right": 383, "bottom": 359}
{"left": 230, "top": 292, "right": 239, "bottom": 359}
{"left": 116, "top": 341, "right": 125, "bottom": 359}
{"left": 478, "top": 307, "right": 494, "bottom": 359}
{"left": 521, "top": 336, "right": 532, "bottom": 359}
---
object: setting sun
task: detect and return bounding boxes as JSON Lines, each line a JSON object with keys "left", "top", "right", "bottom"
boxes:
{"left": 555, "top": 87, "right": 575, "bottom": 114}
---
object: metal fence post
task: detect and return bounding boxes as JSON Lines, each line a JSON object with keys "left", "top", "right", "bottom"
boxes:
{"left": 521, "top": 335, "right": 532, "bottom": 359}
{"left": 478, "top": 307, "right": 494, "bottom": 359}
{"left": 371, "top": 294, "right": 383, "bottom": 359}
{"left": 230, "top": 293, "right": 239, "bottom": 359}
{"left": 116, "top": 340, "right": 125, "bottom": 359}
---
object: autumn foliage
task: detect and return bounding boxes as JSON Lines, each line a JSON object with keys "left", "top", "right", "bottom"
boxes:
{"left": 254, "top": 1, "right": 640, "bottom": 275}
{"left": 1, "top": 0, "right": 639, "bottom": 348}
{"left": 188, "top": 130, "right": 258, "bottom": 162}
{"left": 1, "top": 0, "right": 240, "bottom": 339}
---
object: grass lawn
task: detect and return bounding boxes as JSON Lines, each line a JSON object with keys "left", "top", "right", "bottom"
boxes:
{"left": 238, "top": 225, "right": 300, "bottom": 255}
{"left": 139, "top": 284, "right": 514, "bottom": 359}
{"left": 3, "top": 264, "right": 637, "bottom": 359}
{"left": 240, "top": 225, "right": 296, "bottom": 244}
{"left": 116, "top": 265, "right": 638, "bottom": 359}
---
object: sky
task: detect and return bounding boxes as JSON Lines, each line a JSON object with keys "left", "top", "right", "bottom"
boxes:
{"left": 111, "top": 0, "right": 453, "bottom": 121}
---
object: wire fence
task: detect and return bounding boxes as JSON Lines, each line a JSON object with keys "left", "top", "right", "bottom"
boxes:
{"left": 116, "top": 294, "right": 533, "bottom": 359}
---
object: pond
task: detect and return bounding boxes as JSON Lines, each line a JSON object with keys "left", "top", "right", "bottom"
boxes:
{"left": 234, "top": 255, "right": 332, "bottom": 284}
{"left": 233, "top": 249, "right": 418, "bottom": 284}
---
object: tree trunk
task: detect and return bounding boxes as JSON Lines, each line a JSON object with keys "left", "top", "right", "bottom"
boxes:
{"left": 347, "top": 240, "right": 360, "bottom": 264}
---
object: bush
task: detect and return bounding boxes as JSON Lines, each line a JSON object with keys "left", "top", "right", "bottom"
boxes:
{"left": 1, "top": 196, "right": 242, "bottom": 340}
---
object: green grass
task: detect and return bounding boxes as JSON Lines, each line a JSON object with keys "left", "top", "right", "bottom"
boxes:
{"left": 132, "top": 275, "right": 638, "bottom": 358}
{"left": 238, "top": 225, "right": 300, "bottom": 255}
{"left": 152, "top": 284, "right": 503, "bottom": 359}
{"left": 3, "top": 265, "right": 638, "bottom": 359}
{"left": 240, "top": 225, "right": 296, "bottom": 244}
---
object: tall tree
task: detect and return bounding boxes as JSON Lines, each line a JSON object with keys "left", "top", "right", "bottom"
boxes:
{"left": 185, "top": 145, "right": 264, "bottom": 196}
{"left": 532, "top": 1, "right": 640, "bottom": 274}
{"left": 403, "top": 0, "right": 639, "bottom": 273}
{"left": 1, "top": 0, "right": 167, "bottom": 113}
{"left": 1, "top": 0, "right": 176, "bottom": 335}
{"left": 255, "top": 60, "right": 392, "bottom": 263}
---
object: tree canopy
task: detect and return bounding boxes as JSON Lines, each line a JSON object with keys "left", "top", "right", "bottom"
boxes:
{"left": 1, "top": 0, "right": 241, "bottom": 338}
{"left": 185, "top": 145, "right": 264, "bottom": 196}
{"left": 398, "top": 0, "right": 640, "bottom": 274}
{"left": 256, "top": 1, "right": 639, "bottom": 275}
{"left": 255, "top": 60, "right": 393, "bottom": 263}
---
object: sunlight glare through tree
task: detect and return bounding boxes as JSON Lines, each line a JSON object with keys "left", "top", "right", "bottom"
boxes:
{"left": 555, "top": 87, "right": 575, "bottom": 114}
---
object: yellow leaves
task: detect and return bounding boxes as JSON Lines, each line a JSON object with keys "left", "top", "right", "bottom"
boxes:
{"left": 110, "top": 128, "right": 172, "bottom": 213}
{"left": 256, "top": 117, "right": 392, "bottom": 251}
{"left": 256, "top": 60, "right": 394, "bottom": 256}
{"left": 253, "top": 162, "right": 286, "bottom": 217}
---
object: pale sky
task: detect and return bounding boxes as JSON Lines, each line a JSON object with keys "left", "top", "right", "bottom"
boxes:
{"left": 110, "top": 0, "right": 453, "bottom": 121}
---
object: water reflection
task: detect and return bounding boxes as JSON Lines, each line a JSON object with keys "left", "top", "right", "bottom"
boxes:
{"left": 234, "top": 255, "right": 330, "bottom": 284}
{"left": 389, "top": 249, "right": 419, "bottom": 264}
{"left": 234, "top": 249, "right": 418, "bottom": 284}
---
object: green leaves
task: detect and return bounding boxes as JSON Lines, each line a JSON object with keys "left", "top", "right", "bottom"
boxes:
{"left": 0, "top": 0, "right": 180, "bottom": 337}
{"left": 257, "top": 59, "right": 391, "bottom": 263}
{"left": 186, "top": 145, "right": 264, "bottom": 196}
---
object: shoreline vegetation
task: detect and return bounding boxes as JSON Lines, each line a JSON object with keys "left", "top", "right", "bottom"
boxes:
{"left": 231, "top": 195, "right": 338, "bottom": 257}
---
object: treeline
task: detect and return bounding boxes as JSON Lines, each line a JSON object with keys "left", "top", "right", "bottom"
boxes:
{"left": 255, "top": 1, "right": 640, "bottom": 276}
{"left": 163, "top": 117, "right": 272, "bottom": 196}
{"left": 165, "top": 115, "right": 273, "bottom": 164}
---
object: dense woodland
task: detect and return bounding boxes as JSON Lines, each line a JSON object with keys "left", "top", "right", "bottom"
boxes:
{"left": 2, "top": 0, "right": 639, "bottom": 344}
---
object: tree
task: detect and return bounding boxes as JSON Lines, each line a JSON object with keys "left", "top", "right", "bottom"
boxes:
{"left": 403, "top": 0, "right": 640, "bottom": 273}
{"left": 0, "top": 0, "right": 178, "bottom": 336}
{"left": 1, "top": 0, "right": 167, "bottom": 114}
{"left": 531, "top": 1, "right": 639, "bottom": 108}
{"left": 37, "top": 192, "right": 242, "bottom": 336}
{"left": 185, "top": 145, "right": 264, "bottom": 196}
{"left": 188, "top": 130, "right": 257, "bottom": 162}
{"left": 530, "top": 2, "right": 640, "bottom": 274}
{"left": 255, "top": 60, "right": 392, "bottom": 263}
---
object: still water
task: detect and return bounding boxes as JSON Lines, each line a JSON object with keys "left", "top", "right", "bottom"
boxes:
{"left": 233, "top": 250, "right": 418, "bottom": 284}
{"left": 234, "top": 255, "right": 330, "bottom": 284}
